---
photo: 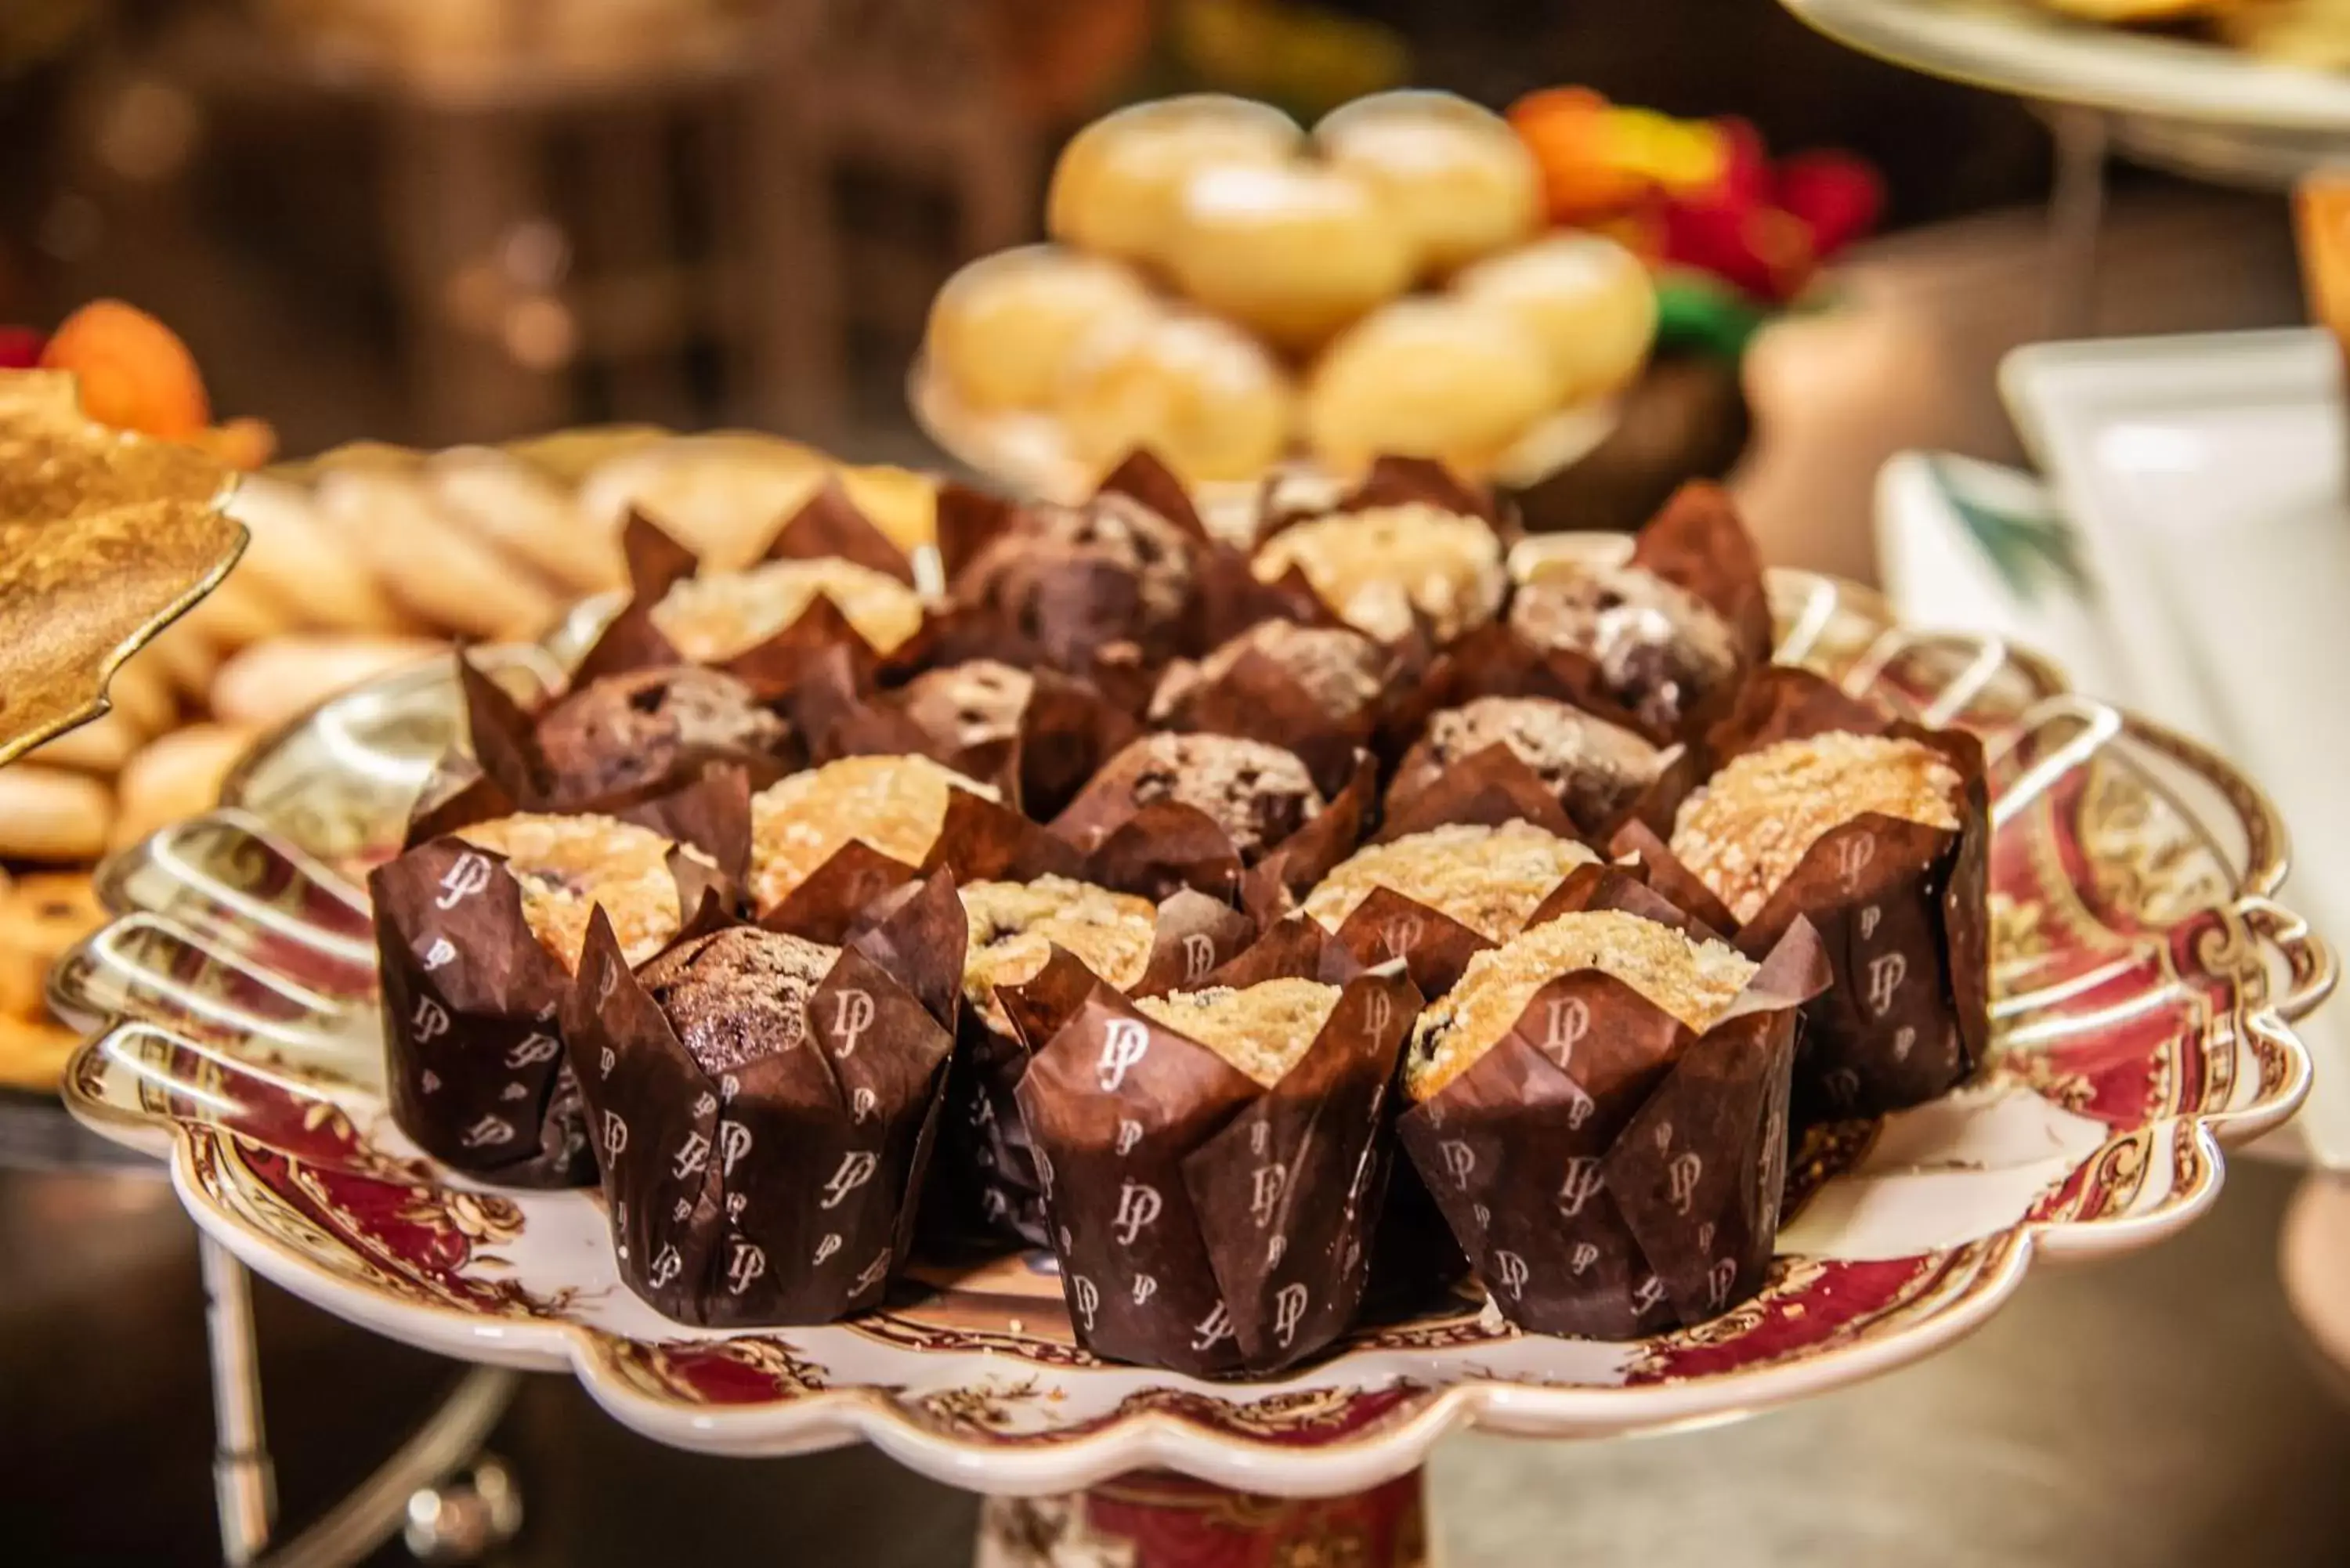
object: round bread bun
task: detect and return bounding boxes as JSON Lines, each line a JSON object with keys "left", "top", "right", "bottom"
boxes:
{"left": 453, "top": 813, "right": 698, "bottom": 972}
{"left": 1164, "top": 161, "right": 1414, "bottom": 349}
{"left": 1303, "top": 821, "right": 1599, "bottom": 942}
{"left": 1390, "top": 695, "right": 1660, "bottom": 833}
{"left": 634, "top": 925, "right": 839, "bottom": 1077}
{"left": 750, "top": 754, "right": 997, "bottom": 911}
{"left": 1315, "top": 90, "right": 1542, "bottom": 278}
{"left": 652, "top": 557, "right": 925, "bottom": 661}
{"left": 1303, "top": 296, "right": 1559, "bottom": 477}
{"left": 1061, "top": 732, "right": 1323, "bottom": 861}
{"left": 1669, "top": 734, "right": 1964, "bottom": 923}
{"left": 1249, "top": 501, "right": 1506, "bottom": 645}
{"left": 1056, "top": 310, "right": 1296, "bottom": 485}
{"left": 1455, "top": 233, "right": 1658, "bottom": 404}
{"left": 1136, "top": 977, "right": 1342, "bottom": 1088}
{"left": 960, "top": 875, "right": 1157, "bottom": 1028}
{"left": 1047, "top": 94, "right": 1304, "bottom": 265}
{"left": 1407, "top": 910, "right": 1757, "bottom": 1101}
{"left": 927, "top": 246, "right": 1159, "bottom": 413}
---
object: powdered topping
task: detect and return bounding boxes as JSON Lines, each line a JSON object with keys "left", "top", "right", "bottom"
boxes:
{"left": 1134, "top": 977, "right": 1343, "bottom": 1088}
{"left": 1250, "top": 503, "right": 1505, "bottom": 643}
{"left": 1303, "top": 821, "right": 1598, "bottom": 941}
{"left": 652, "top": 556, "right": 925, "bottom": 660}
{"left": 750, "top": 753, "right": 997, "bottom": 910}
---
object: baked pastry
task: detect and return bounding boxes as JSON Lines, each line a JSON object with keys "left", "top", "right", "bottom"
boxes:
{"left": 927, "top": 246, "right": 1159, "bottom": 411}
{"left": 960, "top": 875, "right": 1157, "bottom": 1028}
{"left": 1047, "top": 94, "right": 1303, "bottom": 264}
{"left": 1134, "top": 977, "right": 1343, "bottom": 1086}
{"left": 577, "top": 435, "right": 833, "bottom": 571}
{"left": 1164, "top": 161, "right": 1414, "bottom": 348}
{"left": 632, "top": 925, "right": 837, "bottom": 1075}
{"left": 750, "top": 754, "right": 996, "bottom": 910}
{"left": 1303, "top": 297, "right": 1559, "bottom": 476}
{"left": 1390, "top": 695, "right": 1659, "bottom": 833}
{"left": 1455, "top": 233, "right": 1658, "bottom": 403}
{"left": 1058, "top": 732, "right": 1323, "bottom": 862}
{"left": 1055, "top": 310, "right": 1296, "bottom": 485}
{"left": 451, "top": 814, "right": 696, "bottom": 971}
{"left": 1315, "top": 91, "right": 1542, "bottom": 277}
{"left": 533, "top": 665, "right": 793, "bottom": 800}
{"left": 1507, "top": 562, "right": 1741, "bottom": 736}
{"left": 953, "top": 491, "right": 1200, "bottom": 663}
{"left": 1405, "top": 909, "right": 1757, "bottom": 1101}
{"left": 1668, "top": 733, "right": 1965, "bottom": 923}
{"left": 1148, "top": 618, "right": 1390, "bottom": 729}
{"left": 897, "top": 660, "right": 1036, "bottom": 753}
{"left": 1250, "top": 502, "right": 1506, "bottom": 644}
{"left": 1303, "top": 821, "right": 1597, "bottom": 942}
{"left": 651, "top": 557, "right": 926, "bottom": 660}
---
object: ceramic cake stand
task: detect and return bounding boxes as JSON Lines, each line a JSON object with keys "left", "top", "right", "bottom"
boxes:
{"left": 52, "top": 549, "right": 2329, "bottom": 1566}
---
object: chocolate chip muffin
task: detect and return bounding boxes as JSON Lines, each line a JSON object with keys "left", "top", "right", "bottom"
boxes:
{"left": 1135, "top": 978, "right": 1342, "bottom": 1087}
{"left": 897, "top": 659, "right": 1035, "bottom": 753}
{"left": 960, "top": 875, "right": 1157, "bottom": 1031}
{"left": 1303, "top": 821, "right": 1597, "bottom": 941}
{"left": 453, "top": 814, "right": 700, "bottom": 971}
{"left": 1149, "top": 618, "right": 1390, "bottom": 728}
{"left": 1390, "top": 695, "right": 1659, "bottom": 833}
{"left": 534, "top": 665, "right": 794, "bottom": 799}
{"left": 1059, "top": 732, "right": 1324, "bottom": 861}
{"left": 954, "top": 492, "right": 1198, "bottom": 663}
{"left": 1507, "top": 562, "right": 1740, "bottom": 735}
{"left": 634, "top": 925, "right": 839, "bottom": 1075}
{"left": 750, "top": 753, "right": 999, "bottom": 911}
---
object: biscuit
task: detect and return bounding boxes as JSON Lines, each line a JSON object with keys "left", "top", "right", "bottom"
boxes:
{"left": 223, "top": 473, "right": 412, "bottom": 634}
{"left": 0, "top": 872, "right": 107, "bottom": 1021}
{"left": 112, "top": 723, "right": 258, "bottom": 849}
{"left": 898, "top": 660, "right": 1034, "bottom": 753}
{"left": 1508, "top": 562, "right": 1739, "bottom": 735}
{"left": 1303, "top": 822, "right": 1598, "bottom": 941}
{"left": 208, "top": 634, "right": 448, "bottom": 729}
{"left": 1406, "top": 909, "right": 1757, "bottom": 1101}
{"left": 634, "top": 925, "right": 840, "bottom": 1076}
{"left": 28, "top": 710, "right": 143, "bottom": 774}
{"left": 452, "top": 813, "right": 697, "bottom": 972}
{"left": 1135, "top": 977, "right": 1341, "bottom": 1087}
{"left": 1669, "top": 734, "right": 1964, "bottom": 923}
{"left": 1454, "top": 233, "right": 1658, "bottom": 404}
{"left": 960, "top": 875, "right": 1157, "bottom": 1028}
{"left": 1061, "top": 732, "right": 1323, "bottom": 861}
{"left": 750, "top": 754, "right": 996, "bottom": 911}
{"left": 0, "top": 765, "right": 113, "bottom": 862}
{"left": 652, "top": 557, "right": 926, "bottom": 661}
{"left": 313, "top": 467, "right": 560, "bottom": 640}
{"left": 426, "top": 445, "right": 624, "bottom": 595}
{"left": 1390, "top": 695, "right": 1659, "bottom": 833}
{"left": 1251, "top": 502, "right": 1505, "bottom": 644}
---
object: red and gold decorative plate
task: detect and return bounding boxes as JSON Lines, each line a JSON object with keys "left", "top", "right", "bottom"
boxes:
{"left": 53, "top": 548, "right": 2328, "bottom": 1498}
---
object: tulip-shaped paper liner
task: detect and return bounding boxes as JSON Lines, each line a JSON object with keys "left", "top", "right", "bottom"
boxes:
{"left": 927, "top": 889, "right": 1261, "bottom": 1253}
{"left": 1149, "top": 630, "right": 1403, "bottom": 800}
{"left": 1613, "top": 665, "right": 1991, "bottom": 1121}
{"left": 372, "top": 769, "right": 754, "bottom": 1188}
{"left": 559, "top": 873, "right": 965, "bottom": 1326}
{"left": 1396, "top": 870, "right": 1830, "bottom": 1340}
{"left": 1007, "top": 920, "right": 1420, "bottom": 1375}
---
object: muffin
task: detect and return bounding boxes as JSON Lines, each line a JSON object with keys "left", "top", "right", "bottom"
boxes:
{"left": 452, "top": 813, "right": 697, "bottom": 971}
{"left": 1057, "top": 732, "right": 1324, "bottom": 862}
{"left": 1303, "top": 822, "right": 1598, "bottom": 942}
{"left": 1507, "top": 562, "right": 1741, "bottom": 737}
{"left": 927, "top": 246, "right": 1159, "bottom": 411}
{"left": 533, "top": 665, "right": 794, "bottom": 800}
{"left": 1055, "top": 311, "right": 1296, "bottom": 486}
{"left": 960, "top": 875, "right": 1157, "bottom": 1029}
{"left": 652, "top": 557, "right": 926, "bottom": 661}
{"left": 1405, "top": 909, "right": 1758, "bottom": 1102}
{"left": 1148, "top": 619, "right": 1390, "bottom": 730}
{"left": 1164, "top": 161, "right": 1415, "bottom": 348}
{"left": 1135, "top": 978, "right": 1343, "bottom": 1087}
{"left": 953, "top": 491, "right": 1201, "bottom": 663}
{"left": 1669, "top": 733, "right": 1965, "bottom": 923}
{"left": 1047, "top": 94, "right": 1303, "bottom": 264}
{"left": 1455, "top": 234, "right": 1658, "bottom": 405}
{"left": 634, "top": 925, "right": 837, "bottom": 1075}
{"left": 1303, "top": 297, "right": 1559, "bottom": 477}
{"left": 1390, "top": 695, "right": 1660, "bottom": 834}
{"left": 750, "top": 754, "right": 997, "bottom": 911}
{"left": 1315, "top": 91, "right": 1542, "bottom": 278}
{"left": 1251, "top": 503, "right": 1506, "bottom": 645}
{"left": 897, "top": 659, "right": 1035, "bottom": 753}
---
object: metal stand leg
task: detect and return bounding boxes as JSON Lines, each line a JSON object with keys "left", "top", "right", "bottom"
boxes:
{"left": 203, "top": 1234, "right": 278, "bottom": 1566}
{"left": 2044, "top": 104, "right": 2111, "bottom": 340}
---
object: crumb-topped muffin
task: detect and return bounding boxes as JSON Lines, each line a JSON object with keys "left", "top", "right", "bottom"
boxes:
{"left": 634, "top": 926, "right": 838, "bottom": 1075}
{"left": 1060, "top": 732, "right": 1324, "bottom": 860}
{"left": 1136, "top": 978, "right": 1342, "bottom": 1087}
{"left": 533, "top": 665, "right": 792, "bottom": 799}
{"left": 1149, "top": 619, "right": 1390, "bottom": 728}
{"left": 653, "top": 557, "right": 925, "bottom": 661}
{"left": 956, "top": 492, "right": 1198, "bottom": 659}
{"left": 1508, "top": 563, "right": 1739, "bottom": 735}
{"left": 452, "top": 813, "right": 700, "bottom": 970}
{"left": 1669, "top": 734, "right": 1964, "bottom": 923}
{"left": 898, "top": 660, "right": 1035, "bottom": 753}
{"left": 1251, "top": 503, "right": 1505, "bottom": 644}
{"left": 1303, "top": 821, "right": 1597, "bottom": 941}
{"left": 1391, "top": 695, "right": 1658, "bottom": 833}
{"left": 960, "top": 876, "right": 1157, "bottom": 1028}
{"left": 1406, "top": 910, "right": 1756, "bottom": 1101}
{"left": 750, "top": 754, "right": 997, "bottom": 910}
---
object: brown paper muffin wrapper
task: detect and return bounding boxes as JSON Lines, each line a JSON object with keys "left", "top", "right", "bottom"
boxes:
{"left": 1397, "top": 881, "right": 1829, "bottom": 1341}
{"left": 1374, "top": 736, "right": 1620, "bottom": 847}
{"left": 1007, "top": 919, "right": 1420, "bottom": 1376}
{"left": 558, "top": 873, "right": 963, "bottom": 1326}
{"left": 1625, "top": 482, "right": 1773, "bottom": 678}
{"left": 1387, "top": 620, "right": 1666, "bottom": 753}
{"left": 1613, "top": 666, "right": 1993, "bottom": 1121}
{"left": 1255, "top": 455, "right": 1514, "bottom": 542}
{"left": 924, "top": 890, "right": 1260, "bottom": 1254}
{"left": 1150, "top": 636, "right": 1400, "bottom": 797}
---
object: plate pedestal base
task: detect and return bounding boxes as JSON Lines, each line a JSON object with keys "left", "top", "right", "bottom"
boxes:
{"left": 973, "top": 1469, "right": 1428, "bottom": 1567}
